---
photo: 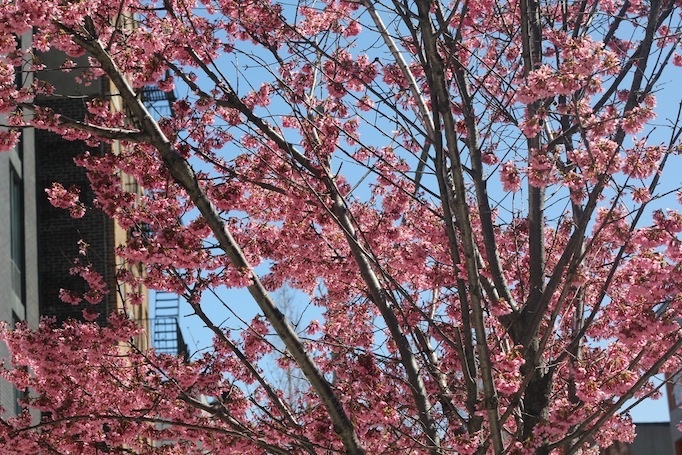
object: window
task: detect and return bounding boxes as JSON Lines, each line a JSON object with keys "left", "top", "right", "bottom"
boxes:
{"left": 14, "top": 34, "right": 23, "bottom": 89}
{"left": 11, "top": 312, "right": 25, "bottom": 417}
{"left": 9, "top": 166, "right": 24, "bottom": 303}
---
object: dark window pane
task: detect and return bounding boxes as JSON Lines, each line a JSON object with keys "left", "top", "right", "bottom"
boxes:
{"left": 9, "top": 167, "right": 24, "bottom": 303}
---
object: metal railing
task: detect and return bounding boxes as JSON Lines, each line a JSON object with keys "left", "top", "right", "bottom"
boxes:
{"left": 152, "top": 292, "right": 188, "bottom": 359}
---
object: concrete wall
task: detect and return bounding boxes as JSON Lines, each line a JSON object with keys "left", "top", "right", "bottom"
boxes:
{"left": 0, "top": 31, "right": 39, "bottom": 418}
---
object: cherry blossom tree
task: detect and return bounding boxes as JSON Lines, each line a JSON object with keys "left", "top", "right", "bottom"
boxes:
{"left": 2, "top": 0, "right": 682, "bottom": 453}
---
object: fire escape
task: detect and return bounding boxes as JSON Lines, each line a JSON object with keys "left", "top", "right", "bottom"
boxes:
{"left": 141, "top": 81, "right": 188, "bottom": 359}
{"left": 152, "top": 291, "right": 188, "bottom": 358}
{"left": 141, "top": 78, "right": 176, "bottom": 118}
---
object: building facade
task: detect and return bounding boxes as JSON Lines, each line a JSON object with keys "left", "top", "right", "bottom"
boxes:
{"left": 0, "top": 31, "right": 40, "bottom": 418}
{"left": 0, "top": 35, "right": 153, "bottom": 417}
{"left": 668, "top": 376, "right": 682, "bottom": 453}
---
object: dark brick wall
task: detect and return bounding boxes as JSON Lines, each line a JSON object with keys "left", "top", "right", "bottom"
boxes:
{"left": 35, "top": 98, "right": 116, "bottom": 326}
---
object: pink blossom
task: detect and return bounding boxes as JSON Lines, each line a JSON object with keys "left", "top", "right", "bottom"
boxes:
{"left": 1, "top": 1, "right": 682, "bottom": 453}
{"left": 501, "top": 161, "right": 522, "bottom": 192}
{"left": 45, "top": 183, "right": 86, "bottom": 218}
{"left": 0, "top": 128, "right": 20, "bottom": 152}
{"left": 632, "top": 187, "right": 651, "bottom": 203}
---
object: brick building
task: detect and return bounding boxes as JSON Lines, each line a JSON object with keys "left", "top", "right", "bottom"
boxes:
{"left": 35, "top": 43, "right": 151, "bottom": 336}
{"left": 0, "top": 33, "right": 152, "bottom": 417}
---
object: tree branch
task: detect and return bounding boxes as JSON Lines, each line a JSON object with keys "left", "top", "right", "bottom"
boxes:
{"left": 67, "top": 26, "right": 366, "bottom": 455}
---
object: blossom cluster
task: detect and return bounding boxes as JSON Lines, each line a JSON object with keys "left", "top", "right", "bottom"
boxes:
{"left": 1, "top": 0, "right": 682, "bottom": 453}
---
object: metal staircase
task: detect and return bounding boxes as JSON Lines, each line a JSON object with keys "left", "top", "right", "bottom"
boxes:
{"left": 153, "top": 291, "right": 184, "bottom": 356}
{"left": 141, "top": 80, "right": 186, "bottom": 357}
{"left": 141, "top": 74, "right": 176, "bottom": 119}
